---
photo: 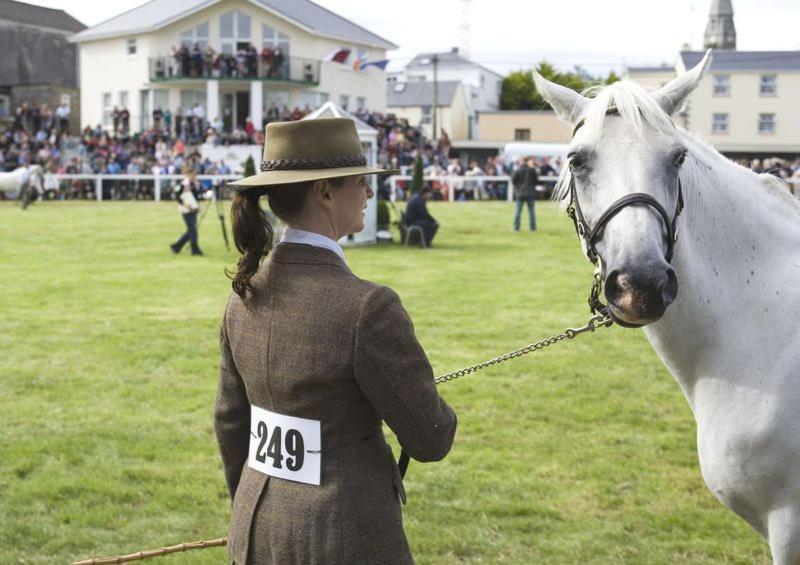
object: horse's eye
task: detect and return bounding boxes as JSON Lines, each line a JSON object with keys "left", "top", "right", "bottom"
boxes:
{"left": 673, "top": 149, "right": 688, "bottom": 167}
{"left": 568, "top": 153, "right": 584, "bottom": 170}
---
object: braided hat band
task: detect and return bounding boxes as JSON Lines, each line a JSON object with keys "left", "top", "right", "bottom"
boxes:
{"left": 260, "top": 154, "right": 367, "bottom": 172}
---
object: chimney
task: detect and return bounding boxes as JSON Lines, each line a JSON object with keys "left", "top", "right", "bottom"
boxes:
{"left": 451, "top": 47, "right": 459, "bottom": 54}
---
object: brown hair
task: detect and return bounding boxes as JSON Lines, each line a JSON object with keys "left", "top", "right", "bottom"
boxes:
{"left": 227, "top": 177, "right": 346, "bottom": 308}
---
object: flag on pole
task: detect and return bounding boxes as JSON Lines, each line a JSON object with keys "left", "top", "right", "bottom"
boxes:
{"left": 352, "top": 49, "right": 368, "bottom": 70}
{"left": 360, "top": 59, "right": 389, "bottom": 71}
{"left": 324, "top": 48, "right": 351, "bottom": 64}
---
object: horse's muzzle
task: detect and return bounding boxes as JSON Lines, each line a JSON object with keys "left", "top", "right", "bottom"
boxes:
{"left": 604, "top": 266, "right": 678, "bottom": 326}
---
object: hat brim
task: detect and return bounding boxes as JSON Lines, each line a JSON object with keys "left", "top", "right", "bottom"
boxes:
{"left": 229, "top": 166, "right": 400, "bottom": 188}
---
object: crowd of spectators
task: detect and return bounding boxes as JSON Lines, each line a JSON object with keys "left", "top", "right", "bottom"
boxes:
{"left": 152, "top": 42, "right": 315, "bottom": 82}
{"left": 3, "top": 98, "right": 800, "bottom": 202}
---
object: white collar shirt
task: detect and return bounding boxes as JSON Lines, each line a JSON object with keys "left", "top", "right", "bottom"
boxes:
{"left": 281, "top": 228, "right": 346, "bottom": 263}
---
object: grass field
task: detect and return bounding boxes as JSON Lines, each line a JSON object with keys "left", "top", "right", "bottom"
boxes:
{"left": 0, "top": 199, "right": 770, "bottom": 564}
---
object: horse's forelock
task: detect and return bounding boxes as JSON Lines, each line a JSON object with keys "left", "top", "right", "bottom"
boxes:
{"left": 579, "top": 80, "right": 676, "bottom": 143}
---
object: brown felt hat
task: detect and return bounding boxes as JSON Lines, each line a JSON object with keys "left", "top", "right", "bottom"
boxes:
{"left": 229, "top": 118, "right": 397, "bottom": 188}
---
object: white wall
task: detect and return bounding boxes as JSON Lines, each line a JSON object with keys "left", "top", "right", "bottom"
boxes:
{"left": 686, "top": 71, "right": 800, "bottom": 153}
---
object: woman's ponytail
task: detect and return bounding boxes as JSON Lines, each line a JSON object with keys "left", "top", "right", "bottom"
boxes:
{"left": 227, "top": 188, "right": 272, "bottom": 308}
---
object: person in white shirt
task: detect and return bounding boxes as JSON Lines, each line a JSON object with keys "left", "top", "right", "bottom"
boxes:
{"left": 170, "top": 170, "right": 203, "bottom": 255}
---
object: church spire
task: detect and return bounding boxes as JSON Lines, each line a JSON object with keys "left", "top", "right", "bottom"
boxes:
{"left": 704, "top": 0, "right": 736, "bottom": 50}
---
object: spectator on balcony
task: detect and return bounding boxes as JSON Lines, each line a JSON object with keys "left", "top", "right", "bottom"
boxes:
{"left": 191, "top": 44, "right": 203, "bottom": 77}
{"left": 260, "top": 45, "right": 273, "bottom": 76}
{"left": 236, "top": 47, "right": 246, "bottom": 77}
{"left": 246, "top": 44, "right": 258, "bottom": 77}
{"left": 273, "top": 47, "right": 286, "bottom": 79}
{"left": 174, "top": 108, "right": 183, "bottom": 138}
{"left": 204, "top": 45, "right": 216, "bottom": 77}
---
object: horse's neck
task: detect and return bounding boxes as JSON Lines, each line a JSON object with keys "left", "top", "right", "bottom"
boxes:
{"left": 644, "top": 136, "right": 800, "bottom": 404}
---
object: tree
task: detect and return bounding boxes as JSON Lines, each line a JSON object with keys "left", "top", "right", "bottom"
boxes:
{"left": 500, "top": 60, "right": 619, "bottom": 111}
{"left": 410, "top": 154, "right": 424, "bottom": 195}
{"left": 243, "top": 154, "right": 256, "bottom": 177}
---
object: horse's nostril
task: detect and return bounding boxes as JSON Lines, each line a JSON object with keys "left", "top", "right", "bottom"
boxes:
{"left": 662, "top": 267, "right": 678, "bottom": 307}
{"left": 604, "top": 269, "right": 625, "bottom": 303}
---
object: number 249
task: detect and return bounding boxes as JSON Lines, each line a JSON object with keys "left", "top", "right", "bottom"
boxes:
{"left": 255, "top": 422, "right": 304, "bottom": 471}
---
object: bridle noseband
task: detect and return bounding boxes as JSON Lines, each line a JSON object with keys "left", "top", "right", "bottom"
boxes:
{"left": 566, "top": 108, "right": 685, "bottom": 319}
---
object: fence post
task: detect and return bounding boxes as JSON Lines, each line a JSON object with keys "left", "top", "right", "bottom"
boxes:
{"left": 95, "top": 176, "right": 102, "bottom": 202}
{"left": 507, "top": 178, "right": 513, "bottom": 202}
{"left": 449, "top": 177, "right": 455, "bottom": 202}
{"left": 389, "top": 177, "right": 396, "bottom": 203}
{"left": 155, "top": 173, "right": 161, "bottom": 201}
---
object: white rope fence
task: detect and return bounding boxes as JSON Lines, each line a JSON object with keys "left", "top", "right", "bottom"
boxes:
{"left": 44, "top": 174, "right": 239, "bottom": 202}
{"left": 387, "top": 175, "right": 559, "bottom": 202}
{"left": 387, "top": 175, "right": 800, "bottom": 202}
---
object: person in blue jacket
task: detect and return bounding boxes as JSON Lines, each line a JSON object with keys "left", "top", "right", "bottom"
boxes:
{"left": 405, "top": 186, "right": 439, "bottom": 246}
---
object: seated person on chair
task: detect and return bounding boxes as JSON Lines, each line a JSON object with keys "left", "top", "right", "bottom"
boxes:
{"left": 405, "top": 186, "right": 439, "bottom": 246}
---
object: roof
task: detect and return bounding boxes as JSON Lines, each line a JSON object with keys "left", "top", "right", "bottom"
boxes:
{"left": 681, "top": 50, "right": 800, "bottom": 72}
{"left": 0, "top": 0, "right": 85, "bottom": 32}
{"left": 303, "top": 101, "right": 376, "bottom": 135}
{"left": 387, "top": 80, "right": 461, "bottom": 107}
{"left": 626, "top": 66, "right": 674, "bottom": 73}
{"left": 70, "top": 0, "right": 397, "bottom": 49}
{"left": 407, "top": 49, "right": 503, "bottom": 78}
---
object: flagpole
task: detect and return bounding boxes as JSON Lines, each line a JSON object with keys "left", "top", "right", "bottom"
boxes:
{"left": 432, "top": 53, "right": 438, "bottom": 145}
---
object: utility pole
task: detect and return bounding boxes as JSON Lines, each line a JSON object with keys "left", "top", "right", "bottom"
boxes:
{"left": 432, "top": 53, "right": 438, "bottom": 143}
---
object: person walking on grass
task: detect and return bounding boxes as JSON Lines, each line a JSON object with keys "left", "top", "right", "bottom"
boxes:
{"left": 170, "top": 170, "right": 203, "bottom": 256}
{"left": 512, "top": 157, "right": 538, "bottom": 231}
{"left": 216, "top": 118, "right": 457, "bottom": 564}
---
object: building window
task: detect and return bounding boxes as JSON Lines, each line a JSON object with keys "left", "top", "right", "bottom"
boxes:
{"left": 514, "top": 128, "right": 531, "bottom": 141}
{"left": 356, "top": 97, "right": 366, "bottom": 111}
{"left": 712, "top": 113, "right": 729, "bottom": 134}
{"left": 712, "top": 74, "right": 729, "bottom": 96}
{"left": 126, "top": 38, "right": 137, "bottom": 55}
{"left": 102, "top": 92, "right": 112, "bottom": 127}
{"left": 339, "top": 94, "right": 349, "bottom": 110}
{"left": 0, "top": 94, "right": 10, "bottom": 118}
{"left": 180, "top": 22, "right": 209, "bottom": 49}
{"left": 220, "top": 11, "right": 250, "bottom": 54}
{"left": 119, "top": 91, "right": 128, "bottom": 108}
{"left": 420, "top": 105, "right": 432, "bottom": 124}
{"left": 758, "top": 113, "right": 775, "bottom": 134}
{"left": 760, "top": 74, "right": 777, "bottom": 96}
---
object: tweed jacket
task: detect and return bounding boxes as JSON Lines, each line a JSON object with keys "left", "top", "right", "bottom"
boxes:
{"left": 215, "top": 242, "right": 457, "bottom": 564}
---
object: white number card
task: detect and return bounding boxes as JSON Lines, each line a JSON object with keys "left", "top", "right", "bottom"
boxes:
{"left": 248, "top": 405, "right": 321, "bottom": 485}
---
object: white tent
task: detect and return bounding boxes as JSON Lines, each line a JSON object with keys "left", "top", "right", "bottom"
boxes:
{"left": 303, "top": 102, "right": 379, "bottom": 246}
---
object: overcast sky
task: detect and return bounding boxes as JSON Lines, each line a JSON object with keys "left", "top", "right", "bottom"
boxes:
{"left": 26, "top": 0, "right": 800, "bottom": 75}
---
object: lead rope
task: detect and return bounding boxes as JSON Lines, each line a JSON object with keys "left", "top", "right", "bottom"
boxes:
{"left": 73, "top": 310, "right": 613, "bottom": 564}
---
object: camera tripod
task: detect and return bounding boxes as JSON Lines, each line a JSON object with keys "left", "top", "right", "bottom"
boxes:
{"left": 198, "top": 184, "right": 230, "bottom": 250}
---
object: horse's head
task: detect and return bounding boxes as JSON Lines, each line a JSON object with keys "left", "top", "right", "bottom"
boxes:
{"left": 534, "top": 52, "right": 711, "bottom": 326}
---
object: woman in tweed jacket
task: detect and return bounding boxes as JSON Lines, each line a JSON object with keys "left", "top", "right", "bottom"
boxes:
{"left": 215, "top": 118, "right": 457, "bottom": 564}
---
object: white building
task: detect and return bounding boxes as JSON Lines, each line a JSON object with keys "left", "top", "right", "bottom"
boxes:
{"left": 626, "top": 0, "right": 800, "bottom": 157}
{"left": 392, "top": 48, "right": 503, "bottom": 139}
{"left": 387, "top": 80, "right": 470, "bottom": 141}
{"left": 69, "top": 0, "right": 396, "bottom": 133}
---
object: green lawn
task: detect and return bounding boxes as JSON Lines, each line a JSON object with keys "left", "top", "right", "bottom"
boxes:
{"left": 0, "top": 200, "right": 770, "bottom": 564}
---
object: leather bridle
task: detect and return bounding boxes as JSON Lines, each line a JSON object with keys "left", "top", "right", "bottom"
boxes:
{"left": 566, "top": 108, "right": 685, "bottom": 320}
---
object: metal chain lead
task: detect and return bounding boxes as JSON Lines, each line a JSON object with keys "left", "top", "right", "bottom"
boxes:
{"left": 434, "top": 312, "right": 613, "bottom": 385}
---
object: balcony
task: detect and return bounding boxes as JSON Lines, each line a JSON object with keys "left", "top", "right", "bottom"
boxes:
{"left": 149, "top": 55, "right": 320, "bottom": 85}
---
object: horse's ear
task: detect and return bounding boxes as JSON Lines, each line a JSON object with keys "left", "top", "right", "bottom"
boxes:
{"left": 532, "top": 69, "right": 588, "bottom": 124}
{"left": 655, "top": 49, "right": 712, "bottom": 116}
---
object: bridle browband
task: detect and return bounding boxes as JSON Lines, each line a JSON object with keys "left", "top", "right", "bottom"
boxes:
{"left": 566, "top": 107, "right": 685, "bottom": 322}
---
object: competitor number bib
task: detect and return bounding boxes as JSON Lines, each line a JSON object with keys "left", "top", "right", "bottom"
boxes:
{"left": 248, "top": 405, "right": 321, "bottom": 485}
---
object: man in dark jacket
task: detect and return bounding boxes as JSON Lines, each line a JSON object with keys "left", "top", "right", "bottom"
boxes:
{"left": 512, "top": 157, "right": 538, "bottom": 231}
{"left": 405, "top": 187, "right": 439, "bottom": 246}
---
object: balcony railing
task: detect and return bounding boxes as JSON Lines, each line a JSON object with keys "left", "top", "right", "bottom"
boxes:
{"left": 149, "top": 55, "right": 320, "bottom": 84}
